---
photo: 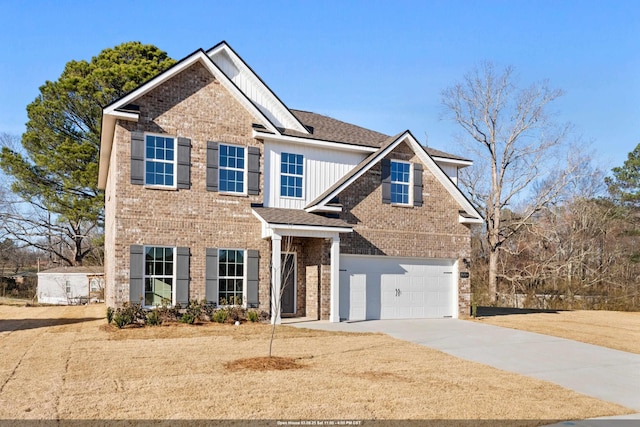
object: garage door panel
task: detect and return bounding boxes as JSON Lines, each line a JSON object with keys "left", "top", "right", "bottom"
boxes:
{"left": 340, "top": 255, "right": 455, "bottom": 320}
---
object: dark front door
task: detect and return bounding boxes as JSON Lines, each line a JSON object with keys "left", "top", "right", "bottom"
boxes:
{"left": 281, "top": 253, "right": 296, "bottom": 314}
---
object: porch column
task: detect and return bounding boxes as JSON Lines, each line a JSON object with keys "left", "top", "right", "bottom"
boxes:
{"left": 271, "top": 233, "right": 282, "bottom": 325}
{"left": 330, "top": 235, "right": 340, "bottom": 323}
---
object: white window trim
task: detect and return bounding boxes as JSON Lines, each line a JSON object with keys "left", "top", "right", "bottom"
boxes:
{"left": 219, "top": 143, "right": 248, "bottom": 195}
{"left": 218, "top": 248, "right": 247, "bottom": 307}
{"left": 280, "top": 152, "right": 305, "bottom": 200}
{"left": 144, "top": 133, "right": 177, "bottom": 189}
{"left": 143, "top": 245, "right": 177, "bottom": 308}
{"left": 390, "top": 159, "right": 413, "bottom": 206}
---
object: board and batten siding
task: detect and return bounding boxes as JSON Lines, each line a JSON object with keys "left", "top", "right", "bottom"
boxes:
{"left": 438, "top": 164, "right": 458, "bottom": 185}
{"left": 264, "top": 141, "right": 366, "bottom": 209}
{"left": 209, "top": 50, "right": 300, "bottom": 131}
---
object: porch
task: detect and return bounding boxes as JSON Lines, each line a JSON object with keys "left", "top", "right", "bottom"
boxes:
{"left": 252, "top": 207, "right": 352, "bottom": 324}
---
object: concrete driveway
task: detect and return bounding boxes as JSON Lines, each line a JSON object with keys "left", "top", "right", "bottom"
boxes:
{"left": 289, "top": 318, "right": 640, "bottom": 416}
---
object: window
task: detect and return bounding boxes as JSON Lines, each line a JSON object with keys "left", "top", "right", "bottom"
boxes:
{"left": 218, "top": 249, "right": 244, "bottom": 305}
{"left": 219, "top": 144, "right": 245, "bottom": 193}
{"left": 144, "top": 246, "right": 174, "bottom": 306}
{"left": 65, "top": 280, "right": 71, "bottom": 295}
{"left": 280, "top": 152, "right": 303, "bottom": 198}
{"left": 145, "top": 134, "right": 175, "bottom": 187}
{"left": 390, "top": 160, "right": 411, "bottom": 205}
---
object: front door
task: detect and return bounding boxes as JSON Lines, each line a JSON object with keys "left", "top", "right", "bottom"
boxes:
{"left": 280, "top": 253, "right": 296, "bottom": 315}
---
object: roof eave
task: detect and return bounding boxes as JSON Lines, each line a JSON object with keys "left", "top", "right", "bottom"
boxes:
{"left": 253, "top": 129, "right": 378, "bottom": 153}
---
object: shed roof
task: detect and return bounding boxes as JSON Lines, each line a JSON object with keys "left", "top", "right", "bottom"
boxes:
{"left": 252, "top": 207, "right": 351, "bottom": 229}
{"left": 39, "top": 266, "right": 104, "bottom": 275}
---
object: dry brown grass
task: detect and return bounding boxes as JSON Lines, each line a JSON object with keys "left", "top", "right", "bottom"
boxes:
{"left": 474, "top": 309, "right": 640, "bottom": 354}
{"left": 0, "top": 304, "right": 633, "bottom": 422}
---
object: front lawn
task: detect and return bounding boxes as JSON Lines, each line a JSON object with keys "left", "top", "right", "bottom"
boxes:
{"left": 0, "top": 304, "right": 633, "bottom": 423}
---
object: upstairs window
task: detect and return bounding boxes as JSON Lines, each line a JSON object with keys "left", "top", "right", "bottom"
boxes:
{"left": 280, "top": 152, "right": 304, "bottom": 198}
{"left": 219, "top": 144, "right": 245, "bottom": 193}
{"left": 145, "top": 134, "right": 175, "bottom": 187}
{"left": 390, "top": 160, "right": 411, "bottom": 205}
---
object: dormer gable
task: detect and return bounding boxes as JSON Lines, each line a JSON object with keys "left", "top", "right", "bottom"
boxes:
{"left": 305, "top": 131, "right": 483, "bottom": 224}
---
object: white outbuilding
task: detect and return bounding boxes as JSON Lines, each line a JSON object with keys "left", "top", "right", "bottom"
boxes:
{"left": 37, "top": 266, "right": 104, "bottom": 305}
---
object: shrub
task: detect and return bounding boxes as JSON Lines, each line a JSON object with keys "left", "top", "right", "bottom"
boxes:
{"left": 111, "top": 302, "right": 145, "bottom": 328}
{"left": 106, "top": 306, "right": 114, "bottom": 324}
{"left": 113, "top": 311, "right": 131, "bottom": 329}
{"left": 212, "top": 309, "right": 228, "bottom": 323}
{"left": 146, "top": 309, "right": 162, "bottom": 326}
{"left": 247, "top": 310, "right": 259, "bottom": 323}
{"left": 180, "top": 313, "right": 197, "bottom": 324}
{"left": 225, "top": 305, "right": 245, "bottom": 323}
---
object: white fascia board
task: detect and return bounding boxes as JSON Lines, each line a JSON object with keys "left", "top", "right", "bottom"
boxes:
{"left": 99, "top": 110, "right": 140, "bottom": 189}
{"left": 251, "top": 209, "right": 352, "bottom": 238}
{"left": 251, "top": 209, "right": 273, "bottom": 238}
{"left": 432, "top": 156, "right": 473, "bottom": 169}
{"left": 208, "top": 43, "right": 308, "bottom": 134}
{"left": 103, "top": 53, "right": 207, "bottom": 116}
{"left": 405, "top": 135, "right": 483, "bottom": 220}
{"left": 305, "top": 205, "right": 343, "bottom": 213}
{"left": 109, "top": 110, "right": 139, "bottom": 121}
{"left": 103, "top": 51, "right": 278, "bottom": 133}
{"left": 252, "top": 130, "right": 377, "bottom": 154}
{"left": 272, "top": 225, "right": 352, "bottom": 238}
{"left": 459, "top": 215, "right": 484, "bottom": 224}
{"left": 98, "top": 114, "right": 116, "bottom": 190}
{"left": 312, "top": 134, "right": 408, "bottom": 211}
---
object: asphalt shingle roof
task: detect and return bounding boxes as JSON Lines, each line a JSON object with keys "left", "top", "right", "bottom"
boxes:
{"left": 252, "top": 207, "right": 351, "bottom": 229}
{"left": 282, "top": 110, "right": 469, "bottom": 162}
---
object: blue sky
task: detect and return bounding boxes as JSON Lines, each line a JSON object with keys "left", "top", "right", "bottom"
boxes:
{"left": 1, "top": 0, "right": 638, "bottom": 172}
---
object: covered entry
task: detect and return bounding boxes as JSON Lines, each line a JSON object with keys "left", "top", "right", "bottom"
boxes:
{"left": 339, "top": 255, "right": 457, "bottom": 320}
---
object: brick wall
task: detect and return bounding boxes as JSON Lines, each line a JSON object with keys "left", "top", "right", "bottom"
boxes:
{"left": 105, "top": 61, "right": 271, "bottom": 309}
{"left": 339, "top": 141, "right": 472, "bottom": 316}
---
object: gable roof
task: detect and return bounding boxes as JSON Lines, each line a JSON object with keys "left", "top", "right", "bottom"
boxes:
{"left": 206, "top": 42, "right": 309, "bottom": 134}
{"left": 99, "top": 41, "right": 471, "bottom": 192}
{"left": 269, "top": 110, "right": 469, "bottom": 162}
{"left": 98, "top": 47, "right": 284, "bottom": 189}
{"left": 305, "top": 130, "right": 483, "bottom": 223}
{"left": 252, "top": 207, "right": 351, "bottom": 229}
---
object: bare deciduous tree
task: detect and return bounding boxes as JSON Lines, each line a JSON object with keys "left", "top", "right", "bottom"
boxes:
{"left": 441, "top": 63, "right": 579, "bottom": 303}
{"left": 269, "top": 236, "right": 296, "bottom": 357}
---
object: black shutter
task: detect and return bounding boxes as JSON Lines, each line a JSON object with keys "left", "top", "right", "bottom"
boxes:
{"left": 247, "top": 250, "right": 259, "bottom": 308}
{"left": 381, "top": 159, "right": 391, "bottom": 204}
{"left": 176, "top": 247, "right": 190, "bottom": 306}
{"left": 206, "top": 141, "right": 219, "bottom": 192}
{"left": 205, "top": 248, "right": 218, "bottom": 304}
{"left": 129, "top": 245, "right": 144, "bottom": 303}
{"left": 413, "top": 163, "right": 424, "bottom": 207}
{"left": 177, "top": 137, "right": 191, "bottom": 189}
{"left": 247, "top": 146, "right": 260, "bottom": 195}
{"left": 131, "top": 132, "right": 145, "bottom": 185}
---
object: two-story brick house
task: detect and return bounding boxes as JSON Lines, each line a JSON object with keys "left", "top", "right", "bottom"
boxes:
{"left": 98, "top": 41, "right": 482, "bottom": 323}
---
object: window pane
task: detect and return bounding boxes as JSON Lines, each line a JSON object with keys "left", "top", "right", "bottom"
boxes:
{"left": 144, "top": 135, "right": 175, "bottom": 186}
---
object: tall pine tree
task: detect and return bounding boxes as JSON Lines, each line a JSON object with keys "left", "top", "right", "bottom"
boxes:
{"left": 606, "top": 143, "right": 640, "bottom": 208}
{"left": 1, "top": 42, "right": 175, "bottom": 265}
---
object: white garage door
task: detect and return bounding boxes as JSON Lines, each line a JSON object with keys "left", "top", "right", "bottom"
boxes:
{"left": 339, "top": 255, "right": 456, "bottom": 320}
